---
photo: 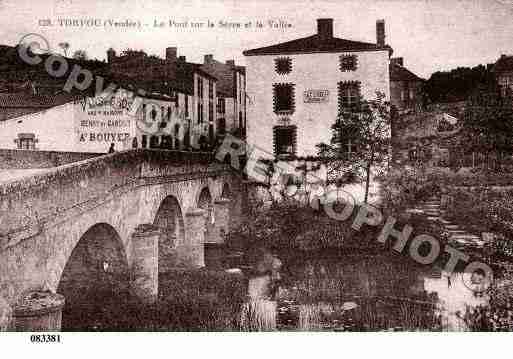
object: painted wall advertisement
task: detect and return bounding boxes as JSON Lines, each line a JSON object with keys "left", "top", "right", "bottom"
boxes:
{"left": 74, "top": 92, "right": 135, "bottom": 152}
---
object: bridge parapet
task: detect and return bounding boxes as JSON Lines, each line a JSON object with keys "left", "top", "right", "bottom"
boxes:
{"left": 0, "top": 149, "right": 229, "bottom": 250}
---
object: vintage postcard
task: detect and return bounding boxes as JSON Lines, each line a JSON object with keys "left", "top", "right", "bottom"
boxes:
{"left": 0, "top": 0, "right": 513, "bottom": 354}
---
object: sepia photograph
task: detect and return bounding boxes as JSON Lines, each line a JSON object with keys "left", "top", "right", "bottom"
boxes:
{"left": 0, "top": 0, "right": 513, "bottom": 353}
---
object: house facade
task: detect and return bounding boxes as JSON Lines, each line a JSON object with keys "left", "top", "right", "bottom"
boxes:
{"left": 389, "top": 57, "right": 424, "bottom": 113}
{"left": 494, "top": 54, "right": 513, "bottom": 98}
{"left": 201, "top": 55, "right": 246, "bottom": 139}
{"left": 0, "top": 86, "right": 180, "bottom": 153}
{"left": 107, "top": 47, "right": 219, "bottom": 149}
{"left": 0, "top": 46, "right": 221, "bottom": 153}
{"left": 243, "top": 18, "right": 392, "bottom": 158}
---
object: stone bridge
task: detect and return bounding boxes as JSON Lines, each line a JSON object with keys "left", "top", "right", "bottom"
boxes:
{"left": 0, "top": 149, "right": 245, "bottom": 330}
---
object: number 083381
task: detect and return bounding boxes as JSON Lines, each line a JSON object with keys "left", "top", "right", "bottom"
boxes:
{"left": 30, "top": 334, "right": 61, "bottom": 343}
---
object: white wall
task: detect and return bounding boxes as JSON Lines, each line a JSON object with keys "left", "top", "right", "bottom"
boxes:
{"left": 0, "top": 90, "right": 184, "bottom": 153}
{"left": 0, "top": 102, "right": 80, "bottom": 152}
{"left": 245, "top": 50, "right": 390, "bottom": 158}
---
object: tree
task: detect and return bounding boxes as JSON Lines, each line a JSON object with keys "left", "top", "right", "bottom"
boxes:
{"left": 58, "top": 42, "right": 70, "bottom": 57}
{"left": 424, "top": 63, "right": 496, "bottom": 103}
{"left": 317, "top": 91, "right": 391, "bottom": 203}
{"left": 461, "top": 85, "right": 513, "bottom": 170}
{"left": 72, "top": 49, "right": 88, "bottom": 61}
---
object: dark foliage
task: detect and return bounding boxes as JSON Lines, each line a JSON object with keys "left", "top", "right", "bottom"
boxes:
{"left": 424, "top": 63, "right": 496, "bottom": 103}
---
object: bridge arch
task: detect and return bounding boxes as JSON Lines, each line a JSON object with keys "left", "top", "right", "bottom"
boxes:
{"left": 197, "top": 186, "right": 214, "bottom": 243}
{"left": 57, "top": 223, "right": 130, "bottom": 330}
{"left": 153, "top": 195, "right": 185, "bottom": 278}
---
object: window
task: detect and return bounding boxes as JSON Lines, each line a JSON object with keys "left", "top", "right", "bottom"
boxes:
{"left": 185, "top": 95, "right": 189, "bottom": 117}
{"left": 198, "top": 77, "right": 204, "bottom": 98}
{"left": 208, "top": 102, "right": 213, "bottom": 123}
{"left": 174, "top": 124, "right": 181, "bottom": 149}
{"left": 218, "top": 98, "right": 225, "bottom": 114}
{"left": 408, "top": 149, "right": 417, "bottom": 162}
{"left": 338, "top": 81, "right": 361, "bottom": 112}
{"left": 340, "top": 54, "right": 358, "bottom": 72}
{"left": 15, "top": 133, "right": 37, "bottom": 150}
{"left": 150, "top": 106, "right": 158, "bottom": 121}
{"left": 167, "top": 106, "right": 171, "bottom": 121}
{"left": 273, "top": 125, "right": 297, "bottom": 157}
{"left": 273, "top": 83, "right": 295, "bottom": 114}
{"left": 142, "top": 103, "right": 147, "bottom": 121}
{"left": 275, "top": 57, "right": 292, "bottom": 75}
{"left": 208, "top": 80, "right": 213, "bottom": 99}
{"left": 150, "top": 135, "right": 159, "bottom": 148}
{"left": 197, "top": 101, "right": 203, "bottom": 123}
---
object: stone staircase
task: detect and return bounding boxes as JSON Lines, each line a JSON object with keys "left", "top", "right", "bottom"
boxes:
{"left": 412, "top": 196, "right": 487, "bottom": 250}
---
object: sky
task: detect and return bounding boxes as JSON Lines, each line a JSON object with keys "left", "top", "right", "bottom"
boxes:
{"left": 1, "top": 0, "right": 512, "bottom": 78}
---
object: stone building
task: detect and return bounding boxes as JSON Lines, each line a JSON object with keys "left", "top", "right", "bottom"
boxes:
{"left": 0, "top": 46, "right": 223, "bottom": 153}
{"left": 243, "top": 18, "right": 392, "bottom": 158}
{"left": 494, "top": 54, "right": 513, "bottom": 98}
{"left": 389, "top": 57, "right": 424, "bottom": 113}
{"left": 200, "top": 55, "right": 246, "bottom": 139}
{"left": 0, "top": 83, "right": 179, "bottom": 153}
{"left": 107, "top": 47, "right": 220, "bottom": 148}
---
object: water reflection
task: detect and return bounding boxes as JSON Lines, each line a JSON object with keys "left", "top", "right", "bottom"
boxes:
{"left": 424, "top": 271, "right": 490, "bottom": 331}
{"left": 240, "top": 251, "right": 281, "bottom": 331}
{"left": 244, "top": 253, "right": 491, "bottom": 331}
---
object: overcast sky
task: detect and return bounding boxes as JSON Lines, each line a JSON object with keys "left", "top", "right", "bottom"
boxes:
{"left": 1, "top": 0, "right": 512, "bottom": 78}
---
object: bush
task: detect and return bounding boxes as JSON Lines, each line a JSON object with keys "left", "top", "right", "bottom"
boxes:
{"left": 444, "top": 187, "right": 513, "bottom": 258}
{"left": 227, "top": 197, "right": 448, "bottom": 254}
{"left": 380, "top": 167, "right": 446, "bottom": 216}
{"left": 156, "top": 269, "right": 247, "bottom": 331}
{"left": 87, "top": 269, "right": 247, "bottom": 331}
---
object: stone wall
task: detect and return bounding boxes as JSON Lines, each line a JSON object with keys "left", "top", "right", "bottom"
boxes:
{"left": 0, "top": 149, "right": 102, "bottom": 169}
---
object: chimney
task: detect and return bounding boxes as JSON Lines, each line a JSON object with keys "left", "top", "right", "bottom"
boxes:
{"left": 166, "top": 47, "right": 177, "bottom": 61}
{"left": 226, "top": 60, "right": 235, "bottom": 67}
{"left": 204, "top": 54, "right": 214, "bottom": 64}
{"left": 376, "top": 19, "right": 385, "bottom": 47}
{"left": 107, "top": 48, "right": 116, "bottom": 63}
{"left": 391, "top": 57, "right": 403, "bottom": 67}
{"left": 317, "top": 18, "right": 333, "bottom": 40}
{"left": 178, "top": 55, "right": 186, "bottom": 62}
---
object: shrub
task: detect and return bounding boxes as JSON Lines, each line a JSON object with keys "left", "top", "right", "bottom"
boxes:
{"left": 156, "top": 269, "right": 246, "bottom": 331}
{"left": 380, "top": 167, "right": 446, "bottom": 216}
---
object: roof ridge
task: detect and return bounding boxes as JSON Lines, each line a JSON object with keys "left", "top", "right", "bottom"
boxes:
{"left": 243, "top": 33, "right": 388, "bottom": 56}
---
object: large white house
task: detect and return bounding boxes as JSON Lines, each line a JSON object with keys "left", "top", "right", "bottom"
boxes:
{"left": 243, "top": 18, "right": 392, "bottom": 158}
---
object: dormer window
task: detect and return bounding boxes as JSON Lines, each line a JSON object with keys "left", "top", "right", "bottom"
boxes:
{"left": 275, "top": 57, "right": 292, "bottom": 75}
{"left": 340, "top": 54, "right": 358, "bottom": 72}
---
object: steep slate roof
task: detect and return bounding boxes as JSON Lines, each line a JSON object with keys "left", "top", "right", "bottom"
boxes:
{"left": 390, "top": 62, "right": 424, "bottom": 82}
{"left": 243, "top": 34, "right": 390, "bottom": 56}
{"left": 494, "top": 55, "right": 513, "bottom": 73}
